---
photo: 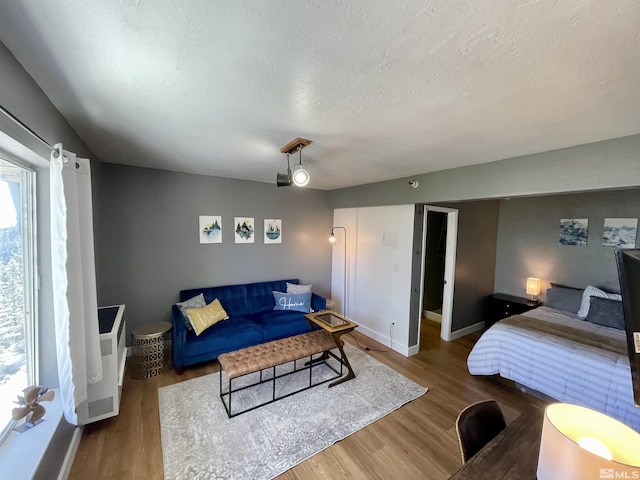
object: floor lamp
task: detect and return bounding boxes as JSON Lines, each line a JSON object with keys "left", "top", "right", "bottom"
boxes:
{"left": 329, "top": 226, "right": 347, "bottom": 316}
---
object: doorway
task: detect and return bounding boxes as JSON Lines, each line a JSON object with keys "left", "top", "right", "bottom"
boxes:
{"left": 423, "top": 211, "right": 447, "bottom": 323}
{"left": 419, "top": 206, "right": 458, "bottom": 344}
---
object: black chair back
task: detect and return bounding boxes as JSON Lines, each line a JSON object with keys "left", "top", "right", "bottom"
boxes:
{"left": 455, "top": 399, "right": 507, "bottom": 463}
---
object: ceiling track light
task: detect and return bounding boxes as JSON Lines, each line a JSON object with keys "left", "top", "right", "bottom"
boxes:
{"left": 292, "top": 148, "right": 309, "bottom": 187}
{"left": 276, "top": 137, "right": 312, "bottom": 188}
{"left": 276, "top": 153, "right": 292, "bottom": 187}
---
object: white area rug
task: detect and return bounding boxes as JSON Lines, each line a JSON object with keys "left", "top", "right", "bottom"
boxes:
{"left": 158, "top": 344, "right": 428, "bottom": 480}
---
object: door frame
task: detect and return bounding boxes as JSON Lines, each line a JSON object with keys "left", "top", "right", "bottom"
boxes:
{"left": 419, "top": 205, "right": 458, "bottom": 342}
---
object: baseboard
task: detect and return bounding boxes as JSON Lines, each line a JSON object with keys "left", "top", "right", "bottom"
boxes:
{"left": 355, "top": 322, "right": 483, "bottom": 355}
{"left": 355, "top": 324, "right": 409, "bottom": 357}
{"left": 57, "top": 426, "right": 83, "bottom": 480}
{"left": 423, "top": 310, "right": 442, "bottom": 323}
{"left": 450, "top": 321, "right": 484, "bottom": 340}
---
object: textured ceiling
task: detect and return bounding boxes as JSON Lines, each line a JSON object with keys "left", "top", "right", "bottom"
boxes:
{"left": 0, "top": 1, "right": 639, "bottom": 190}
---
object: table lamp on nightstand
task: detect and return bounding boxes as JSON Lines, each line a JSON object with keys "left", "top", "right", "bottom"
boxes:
{"left": 526, "top": 277, "right": 541, "bottom": 300}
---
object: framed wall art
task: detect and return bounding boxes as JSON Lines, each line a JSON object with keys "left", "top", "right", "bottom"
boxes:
{"left": 603, "top": 218, "right": 638, "bottom": 248}
{"left": 199, "top": 215, "right": 222, "bottom": 244}
{"left": 559, "top": 218, "right": 588, "bottom": 246}
{"left": 234, "top": 217, "right": 255, "bottom": 244}
{"left": 264, "top": 219, "right": 282, "bottom": 244}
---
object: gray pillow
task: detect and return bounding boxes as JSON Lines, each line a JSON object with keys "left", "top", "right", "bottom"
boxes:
{"left": 545, "top": 287, "right": 584, "bottom": 314}
{"left": 287, "top": 282, "right": 312, "bottom": 294}
{"left": 175, "top": 293, "right": 206, "bottom": 330}
{"left": 585, "top": 296, "right": 625, "bottom": 330}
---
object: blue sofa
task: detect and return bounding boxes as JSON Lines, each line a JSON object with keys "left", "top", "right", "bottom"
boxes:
{"left": 171, "top": 279, "right": 326, "bottom": 373}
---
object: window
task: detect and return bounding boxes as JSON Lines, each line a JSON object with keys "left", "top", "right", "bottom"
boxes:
{"left": 0, "top": 156, "right": 36, "bottom": 443}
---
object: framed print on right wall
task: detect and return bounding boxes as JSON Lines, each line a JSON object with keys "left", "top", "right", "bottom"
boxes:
{"left": 603, "top": 218, "right": 638, "bottom": 248}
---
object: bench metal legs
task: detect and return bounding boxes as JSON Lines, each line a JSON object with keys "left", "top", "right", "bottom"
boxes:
{"left": 219, "top": 349, "right": 346, "bottom": 418}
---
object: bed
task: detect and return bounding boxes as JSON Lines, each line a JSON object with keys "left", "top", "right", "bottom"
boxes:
{"left": 467, "top": 301, "right": 640, "bottom": 432}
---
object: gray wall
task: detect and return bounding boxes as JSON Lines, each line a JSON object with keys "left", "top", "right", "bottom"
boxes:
{"left": 445, "top": 200, "right": 500, "bottom": 331}
{"left": 95, "top": 163, "right": 333, "bottom": 337}
{"left": 494, "top": 189, "right": 640, "bottom": 299}
{"left": 327, "top": 135, "right": 640, "bottom": 208}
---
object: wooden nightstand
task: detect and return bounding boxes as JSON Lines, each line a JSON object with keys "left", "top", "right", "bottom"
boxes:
{"left": 485, "top": 293, "right": 540, "bottom": 329}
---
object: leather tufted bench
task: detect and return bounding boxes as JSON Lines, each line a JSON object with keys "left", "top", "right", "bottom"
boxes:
{"left": 218, "top": 330, "right": 345, "bottom": 417}
{"left": 219, "top": 329, "right": 336, "bottom": 379}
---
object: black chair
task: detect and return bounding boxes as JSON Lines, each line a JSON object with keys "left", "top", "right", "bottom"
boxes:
{"left": 455, "top": 400, "right": 507, "bottom": 463}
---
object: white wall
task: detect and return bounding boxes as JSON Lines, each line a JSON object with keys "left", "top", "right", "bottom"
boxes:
{"left": 333, "top": 205, "right": 415, "bottom": 355}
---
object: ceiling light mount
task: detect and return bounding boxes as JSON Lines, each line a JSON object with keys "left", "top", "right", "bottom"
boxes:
{"left": 276, "top": 137, "right": 312, "bottom": 187}
{"left": 280, "top": 137, "right": 312, "bottom": 155}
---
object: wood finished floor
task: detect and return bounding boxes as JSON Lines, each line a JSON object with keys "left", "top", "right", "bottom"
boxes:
{"left": 68, "top": 320, "right": 546, "bottom": 479}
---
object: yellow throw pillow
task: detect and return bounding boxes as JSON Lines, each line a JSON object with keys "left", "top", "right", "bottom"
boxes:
{"left": 186, "top": 298, "right": 229, "bottom": 335}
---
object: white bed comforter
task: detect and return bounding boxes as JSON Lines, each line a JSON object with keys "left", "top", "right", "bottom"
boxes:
{"left": 467, "top": 306, "right": 640, "bottom": 431}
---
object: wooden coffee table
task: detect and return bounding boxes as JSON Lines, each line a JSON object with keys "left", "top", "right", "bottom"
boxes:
{"left": 305, "top": 310, "right": 358, "bottom": 387}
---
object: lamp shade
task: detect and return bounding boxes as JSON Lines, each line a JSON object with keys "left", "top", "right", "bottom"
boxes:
{"left": 526, "top": 277, "right": 541, "bottom": 296}
{"left": 276, "top": 171, "right": 292, "bottom": 187}
{"left": 537, "top": 403, "right": 640, "bottom": 480}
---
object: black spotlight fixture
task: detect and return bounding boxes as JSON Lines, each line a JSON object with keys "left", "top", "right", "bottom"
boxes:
{"left": 276, "top": 153, "right": 293, "bottom": 187}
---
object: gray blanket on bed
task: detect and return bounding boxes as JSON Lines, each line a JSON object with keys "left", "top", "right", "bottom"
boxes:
{"left": 500, "top": 314, "right": 627, "bottom": 355}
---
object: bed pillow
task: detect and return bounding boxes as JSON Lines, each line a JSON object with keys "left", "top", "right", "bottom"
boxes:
{"left": 273, "top": 291, "right": 312, "bottom": 313}
{"left": 585, "top": 296, "right": 625, "bottom": 330}
{"left": 577, "top": 285, "right": 621, "bottom": 319}
{"left": 185, "top": 298, "right": 230, "bottom": 335}
{"left": 545, "top": 287, "right": 584, "bottom": 314}
{"left": 286, "top": 282, "right": 312, "bottom": 294}
{"left": 175, "top": 293, "right": 206, "bottom": 330}
{"left": 550, "top": 282, "right": 582, "bottom": 290}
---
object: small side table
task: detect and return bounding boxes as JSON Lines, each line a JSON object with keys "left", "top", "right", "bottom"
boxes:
{"left": 485, "top": 293, "right": 540, "bottom": 329}
{"left": 131, "top": 321, "right": 173, "bottom": 379}
{"left": 305, "top": 311, "right": 358, "bottom": 387}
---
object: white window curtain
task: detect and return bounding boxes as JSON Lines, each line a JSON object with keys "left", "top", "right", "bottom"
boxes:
{"left": 50, "top": 143, "right": 102, "bottom": 425}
